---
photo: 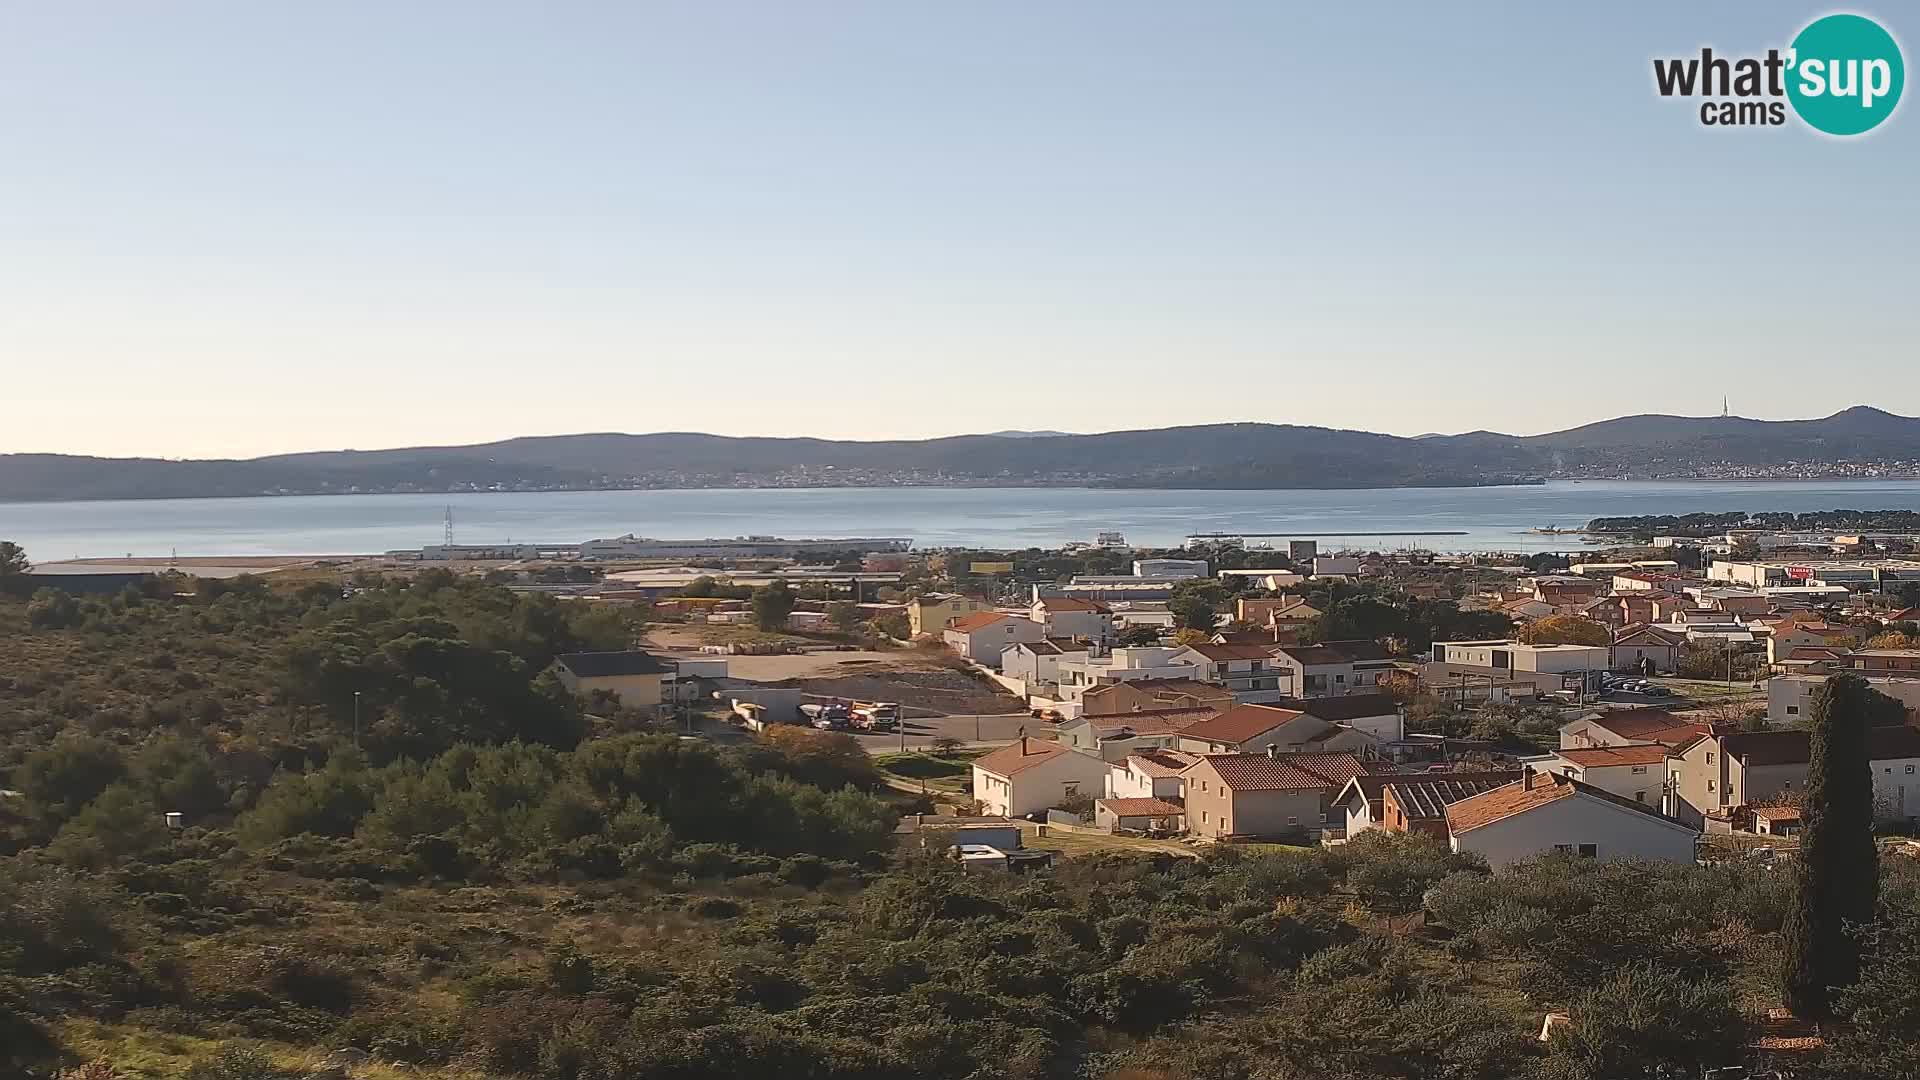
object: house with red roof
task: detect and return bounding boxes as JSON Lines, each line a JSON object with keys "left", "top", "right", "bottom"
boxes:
{"left": 1180, "top": 750, "right": 1374, "bottom": 840}
{"left": 1444, "top": 769, "right": 1698, "bottom": 869}
{"left": 1173, "top": 703, "right": 1376, "bottom": 757}
{"left": 942, "top": 611, "right": 1046, "bottom": 666}
{"left": 1529, "top": 744, "right": 1671, "bottom": 806}
{"left": 970, "top": 736, "right": 1107, "bottom": 818}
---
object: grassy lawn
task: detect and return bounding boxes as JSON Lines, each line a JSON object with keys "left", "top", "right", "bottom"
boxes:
{"left": 875, "top": 750, "right": 979, "bottom": 794}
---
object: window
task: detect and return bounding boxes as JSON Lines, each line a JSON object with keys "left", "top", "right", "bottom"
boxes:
{"left": 1708, "top": 780, "right": 1716, "bottom": 792}
{"left": 1786, "top": 705, "right": 1799, "bottom": 715}
{"left": 1706, "top": 752, "right": 1714, "bottom": 765}
{"left": 1577, "top": 844, "right": 1598, "bottom": 858}
{"left": 1286, "top": 816, "right": 1299, "bottom": 826}
{"left": 1201, "top": 811, "right": 1208, "bottom": 824}
{"left": 1631, "top": 765, "right": 1648, "bottom": 775}
{"left": 1063, "top": 783, "right": 1079, "bottom": 797}
{"left": 1635, "top": 791, "right": 1647, "bottom": 803}
{"left": 1553, "top": 844, "right": 1574, "bottom": 853}
{"left": 1908, "top": 765, "right": 1915, "bottom": 774}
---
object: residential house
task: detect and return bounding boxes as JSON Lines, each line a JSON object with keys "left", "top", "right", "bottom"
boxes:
{"left": 1081, "top": 678, "right": 1234, "bottom": 716}
{"left": 1051, "top": 706, "right": 1221, "bottom": 758}
{"left": 944, "top": 612, "right": 1046, "bottom": 666}
{"left": 1334, "top": 771, "right": 1521, "bottom": 838}
{"left": 1270, "top": 692, "right": 1405, "bottom": 742}
{"left": 1181, "top": 750, "right": 1375, "bottom": 840}
{"left": 1749, "top": 804, "right": 1802, "bottom": 837}
{"left": 1501, "top": 597, "right": 1559, "bottom": 623}
{"left": 1766, "top": 622, "right": 1866, "bottom": 665}
{"left": 1611, "top": 624, "right": 1688, "bottom": 674}
{"left": 1445, "top": 770, "right": 1700, "bottom": 869}
{"left": 1054, "top": 646, "right": 1204, "bottom": 700}
{"left": 1434, "top": 640, "right": 1609, "bottom": 675}
{"left": 1105, "top": 748, "right": 1197, "bottom": 799}
{"left": 1172, "top": 642, "right": 1288, "bottom": 701}
{"left": 1236, "top": 596, "right": 1322, "bottom": 630}
{"left": 1666, "top": 726, "right": 1920, "bottom": 825}
{"left": 970, "top": 737, "right": 1109, "bottom": 818}
{"left": 1768, "top": 672, "right": 1920, "bottom": 726}
{"left": 1031, "top": 596, "right": 1116, "bottom": 647}
{"left": 1530, "top": 745, "right": 1670, "bottom": 806}
{"left": 1557, "top": 709, "right": 1709, "bottom": 751}
{"left": 1272, "top": 641, "right": 1393, "bottom": 698}
{"left": 552, "top": 651, "right": 669, "bottom": 709}
{"left": 1001, "top": 639, "right": 1088, "bottom": 692}
{"left": 1580, "top": 596, "right": 1626, "bottom": 629}
{"left": 908, "top": 593, "right": 991, "bottom": 637}
{"left": 1173, "top": 704, "right": 1376, "bottom": 757}
{"left": 1843, "top": 648, "right": 1920, "bottom": 677}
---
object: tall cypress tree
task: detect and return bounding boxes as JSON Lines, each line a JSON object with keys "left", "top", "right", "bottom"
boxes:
{"left": 1781, "top": 672, "right": 1880, "bottom": 1019}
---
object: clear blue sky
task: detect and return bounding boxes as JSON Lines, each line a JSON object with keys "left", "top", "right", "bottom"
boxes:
{"left": 3, "top": 2, "right": 1914, "bottom": 457}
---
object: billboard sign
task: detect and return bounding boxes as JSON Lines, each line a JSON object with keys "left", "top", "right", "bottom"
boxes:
{"left": 1786, "top": 565, "right": 1815, "bottom": 581}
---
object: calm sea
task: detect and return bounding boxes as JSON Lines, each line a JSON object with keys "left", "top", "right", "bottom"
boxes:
{"left": 8, "top": 480, "right": 1920, "bottom": 560}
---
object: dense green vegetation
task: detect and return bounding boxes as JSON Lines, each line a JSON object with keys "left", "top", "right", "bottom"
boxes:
{"left": 6, "top": 554, "right": 1920, "bottom": 1080}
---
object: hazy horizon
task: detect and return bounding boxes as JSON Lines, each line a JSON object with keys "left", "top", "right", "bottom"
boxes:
{"left": 6, "top": 1, "right": 1915, "bottom": 458}
{"left": 6, "top": 403, "right": 1912, "bottom": 461}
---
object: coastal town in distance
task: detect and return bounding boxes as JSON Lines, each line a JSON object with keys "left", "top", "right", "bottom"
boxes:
{"left": 8, "top": 2, "right": 1920, "bottom": 1077}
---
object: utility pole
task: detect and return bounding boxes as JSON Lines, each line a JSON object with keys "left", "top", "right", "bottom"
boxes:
{"left": 352, "top": 691, "right": 362, "bottom": 748}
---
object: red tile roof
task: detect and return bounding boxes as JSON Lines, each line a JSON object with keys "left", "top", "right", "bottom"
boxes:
{"left": 1555, "top": 745, "right": 1671, "bottom": 768}
{"left": 947, "top": 611, "right": 1012, "bottom": 633}
{"left": 1750, "top": 805, "right": 1802, "bottom": 822}
{"left": 1125, "top": 750, "right": 1199, "bottom": 777}
{"left": 1081, "top": 707, "right": 1222, "bottom": 735}
{"left": 1177, "top": 704, "right": 1307, "bottom": 745}
{"left": 972, "top": 738, "right": 1081, "bottom": 778}
{"left": 1446, "top": 770, "right": 1689, "bottom": 834}
{"left": 1097, "top": 797, "right": 1185, "bottom": 817}
{"left": 1200, "top": 751, "right": 1374, "bottom": 791}
{"left": 1587, "top": 710, "right": 1710, "bottom": 747}
{"left": 1201, "top": 755, "right": 1338, "bottom": 791}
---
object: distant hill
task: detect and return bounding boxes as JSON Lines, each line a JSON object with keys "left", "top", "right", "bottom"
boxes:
{"left": 4, "top": 407, "right": 1919, "bottom": 501}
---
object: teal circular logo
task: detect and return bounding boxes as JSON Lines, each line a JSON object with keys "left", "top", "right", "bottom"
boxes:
{"left": 1786, "top": 14, "right": 1904, "bottom": 135}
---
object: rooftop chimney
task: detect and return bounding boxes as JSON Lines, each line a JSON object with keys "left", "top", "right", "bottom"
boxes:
{"left": 1267, "top": 744, "right": 1280, "bottom": 759}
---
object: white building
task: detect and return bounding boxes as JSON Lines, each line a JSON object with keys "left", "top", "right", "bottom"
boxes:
{"left": 1433, "top": 640, "right": 1609, "bottom": 675}
{"left": 1030, "top": 596, "right": 1116, "bottom": 646}
{"left": 1054, "top": 647, "right": 1204, "bottom": 701}
{"left": 1443, "top": 771, "right": 1699, "bottom": 870}
{"left": 1527, "top": 745, "right": 1669, "bottom": 806}
{"left": 1001, "top": 639, "right": 1089, "bottom": 692}
{"left": 943, "top": 612, "right": 1047, "bottom": 666}
{"left": 1105, "top": 749, "right": 1196, "bottom": 799}
{"left": 970, "top": 738, "right": 1110, "bottom": 818}
{"left": 1133, "top": 558, "right": 1209, "bottom": 579}
{"left": 1312, "top": 555, "right": 1361, "bottom": 578}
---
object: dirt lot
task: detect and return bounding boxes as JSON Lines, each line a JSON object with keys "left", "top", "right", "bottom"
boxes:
{"left": 645, "top": 629, "right": 1023, "bottom": 716}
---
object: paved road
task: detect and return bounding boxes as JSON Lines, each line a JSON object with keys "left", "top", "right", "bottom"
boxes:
{"left": 847, "top": 711, "right": 1034, "bottom": 753}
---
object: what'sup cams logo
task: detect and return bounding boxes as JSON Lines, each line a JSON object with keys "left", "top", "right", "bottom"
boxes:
{"left": 1654, "top": 12, "right": 1904, "bottom": 135}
